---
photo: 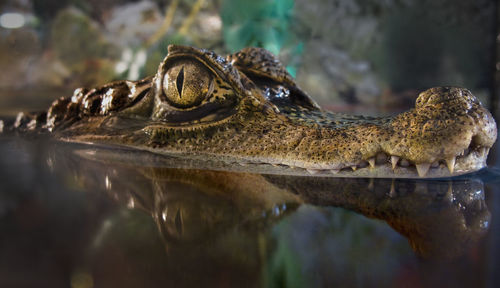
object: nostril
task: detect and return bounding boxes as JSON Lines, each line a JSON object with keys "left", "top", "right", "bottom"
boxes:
{"left": 470, "top": 134, "right": 486, "bottom": 151}
{"left": 471, "top": 135, "right": 480, "bottom": 147}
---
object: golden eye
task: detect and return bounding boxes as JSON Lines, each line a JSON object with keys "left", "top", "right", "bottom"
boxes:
{"left": 163, "top": 60, "right": 214, "bottom": 108}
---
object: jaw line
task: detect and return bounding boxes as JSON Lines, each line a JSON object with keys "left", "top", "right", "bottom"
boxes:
{"left": 219, "top": 148, "right": 490, "bottom": 178}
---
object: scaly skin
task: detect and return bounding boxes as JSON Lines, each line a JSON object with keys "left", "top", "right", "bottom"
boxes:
{"left": 8, "top": 45, "right": 497, "bottom": 178}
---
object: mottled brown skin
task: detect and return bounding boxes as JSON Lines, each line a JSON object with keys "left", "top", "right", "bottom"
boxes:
{"left": 10, "top": 45, "right": 498, "bottom": 177}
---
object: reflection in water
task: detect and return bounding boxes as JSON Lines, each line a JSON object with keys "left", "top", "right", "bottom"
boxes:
{"left": 267, "top": 175, "right": 489, "bottom": 260}
{"left": 58, "top": 141, "right": 489, "bottom": 260}
{"left": 0, "top": 137, "right": 494, "bottom": 287}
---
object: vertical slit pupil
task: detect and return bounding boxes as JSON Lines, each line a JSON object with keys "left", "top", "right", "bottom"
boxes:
{"left": 176, "top": 66, "right": 185, "bottom": 98}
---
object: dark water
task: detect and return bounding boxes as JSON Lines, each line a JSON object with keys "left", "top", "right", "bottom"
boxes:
{"left": 0, "top": 135, "right": 499, "bottom": 288}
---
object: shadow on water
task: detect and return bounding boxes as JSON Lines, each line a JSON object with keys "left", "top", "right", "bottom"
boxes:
{"left": 0, "top": 135, "right": 499, "bottom": 287}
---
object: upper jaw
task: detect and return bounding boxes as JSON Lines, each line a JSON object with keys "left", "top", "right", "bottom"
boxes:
{"left": 259, "top": 87, "right": 497, "bottom": 178}
{"left": 380, "top": 87, "right": 496, "bottom": 177}
{"left": 277, "top": 147, "right": 490, "bottom": 178}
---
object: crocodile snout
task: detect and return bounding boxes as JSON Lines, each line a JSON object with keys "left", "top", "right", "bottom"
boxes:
{"left": 8, "top": 44, "right": 496, "bottom": 179}
{"left": 382, "top": 87, "right": 497, "bottom": 176}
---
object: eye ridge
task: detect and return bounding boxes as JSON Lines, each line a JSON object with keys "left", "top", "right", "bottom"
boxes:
{"left": 176, "top": 66, "right": 185, "bottom": 98}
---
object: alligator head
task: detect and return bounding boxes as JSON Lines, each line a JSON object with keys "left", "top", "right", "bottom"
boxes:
{"left": 10, "top": 45, "right": 497, "bottom": 178}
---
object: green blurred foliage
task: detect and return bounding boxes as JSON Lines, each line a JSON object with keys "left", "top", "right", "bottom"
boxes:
{"left": 143, "top": 33, "right": 193, "bottom": 77}
{"left": 220, "top": 0, "right": 302, "bottom": 76}
{"left": 263, "top": 205, "right": 410, "bottom": 287}
{"left": 264, "top": 237, "right": 306, "bottom": 288}
{"left": 220, "top": 0, "right": 294, "bottom": 54}
{"left": 50, "top": 8, "right": 119, "bottom": 86}
{"left": 51, "top": 8, "right": 117, "bottom": 66}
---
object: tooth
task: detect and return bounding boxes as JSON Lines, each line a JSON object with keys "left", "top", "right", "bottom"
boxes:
{"left": 367, "top": 158, "right": 375, "bottom": 168}
{"left": 480, "top": 147, "right": 489, "bottom": 157}
{"left": 416, "top": 163, "right": 431, "bottom": 177}
{"left": 368, "top": 178, "right": 374, "bottom": 190}
{"left": 351, "top": 166, "right": 357, "bottom": 171}
{"left": 479, "top": 147, "right": 486, "bottom": 157}
{"left": 446, "top": 157, "right": 456, "bottom": 174}
{"left": 391, "top": 156, "right": 399, "bottom": 170}
{"left": 330, "top": 169, "right": 340, "bottom": 174}
{"left": 389, "top": 179, "right": 396, "bottom": 197}
{"left": 446, "top": 182, "right": 453, "bottom": 200}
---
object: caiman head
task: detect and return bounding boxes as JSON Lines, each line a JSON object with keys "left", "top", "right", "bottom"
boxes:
{"left": 13, "top": 45, "right": 498, "bottom": 178}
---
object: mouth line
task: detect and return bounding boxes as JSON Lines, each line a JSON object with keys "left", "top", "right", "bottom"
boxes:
{"left": 66, "top": 136, "right": 490, "bottom": 179}
{"left": 64, "top": 124, "right": 491, "bottom": 179}
{"left": 148, "top": 142, "right": 491, "bottom": 178}
{"left": 276, "top": 145, "right": 490, "bottom": 178}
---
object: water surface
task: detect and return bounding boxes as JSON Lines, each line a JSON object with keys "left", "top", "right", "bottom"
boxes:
{"left": 0, "top": 135, "right": 499, "bottom": 288}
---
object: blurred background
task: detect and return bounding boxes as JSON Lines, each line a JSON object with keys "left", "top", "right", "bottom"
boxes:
{"left": 0, "top": 0, "right": 497, "bottom": 115}
{"left": 1, "top": 2, "right": 500, "bottom": 287}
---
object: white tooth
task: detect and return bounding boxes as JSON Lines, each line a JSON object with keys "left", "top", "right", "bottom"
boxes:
{"left": 416, "top": 163, "right": 431, "bottom": 177}
{"left": 330, "top": 169, "right": 340, "bottom": 174}
{"left": 446, "top": 157, "right": 456, "bottom": 174}
{"left": 367, "top": 158, "right": 375, "bottom": 168}
{"left": 368, "top": 178, "right": 374, "bottom": 190}
{"left": 480, "top": 147, "right": 489, "bottom": 158}
{"left": 351, "top": 166, "right": 357, "bottom": 171}
{"left": 391, "top": 156, "right": 399, "bottom": 170}
{"left": 447, "top": 182, "right": 453, "bottom": 199}
{"left": 389, "top": 179, "right": 396, "bottom": 197}
{"left": 306, "top": 169, "right": 320, "bottom": 175}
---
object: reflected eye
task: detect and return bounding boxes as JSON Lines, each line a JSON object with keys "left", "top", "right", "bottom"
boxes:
{"left": 163, "top": 60, "right": 214, "bottom": 108}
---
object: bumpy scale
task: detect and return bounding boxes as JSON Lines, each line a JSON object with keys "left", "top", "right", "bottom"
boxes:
{"left": 8, "top": 45, "right": 498, "bottom": 178}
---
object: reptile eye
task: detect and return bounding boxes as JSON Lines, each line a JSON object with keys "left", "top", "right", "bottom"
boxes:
{"left": 163, "top": 60, "right": 214, "bottom": 108}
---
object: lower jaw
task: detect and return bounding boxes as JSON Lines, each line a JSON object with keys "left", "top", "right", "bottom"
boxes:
{"left": 300, "top": 161, "right": 486, "bottom": 178}
{"left": 246, "top": 147, "right": 490, "bottom": 178}
{"left": 290, "top": 149, "right": 488, "bottom": 178}
{"left": 74, "top": 134, "right": 489, "bottom": 178}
